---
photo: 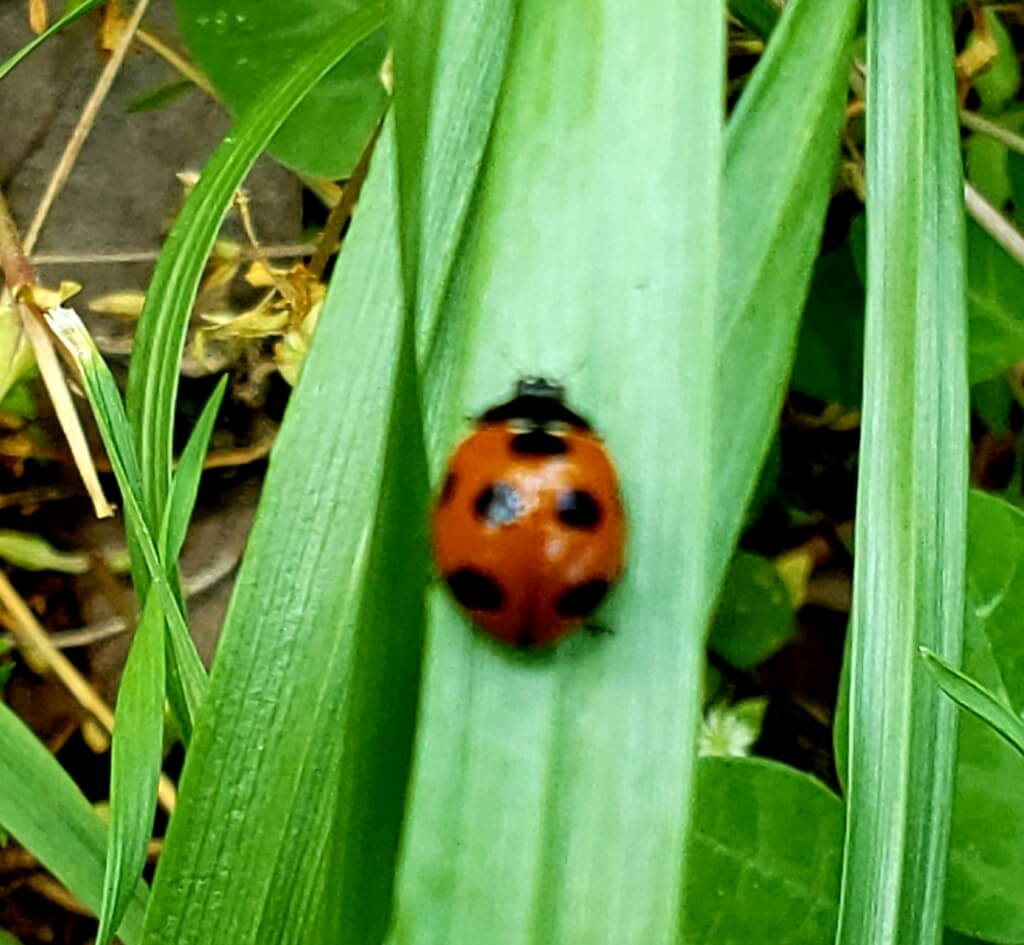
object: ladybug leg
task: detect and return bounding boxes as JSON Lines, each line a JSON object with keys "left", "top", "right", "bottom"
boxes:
{"left": 583, "top": 620, "right": 614, "bottom": 638}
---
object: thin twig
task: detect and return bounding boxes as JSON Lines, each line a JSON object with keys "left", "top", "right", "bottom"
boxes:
{"left": 30, "top": 242, "right": 316, "bottom": 266}
{"left": 24, "top": 0, "right": 152, "bottom": 254}
{"left": 965, "top": 181, "right": 1024, "bottom": 268}
{"left": 960, "top": 108, "right": 1024, "bottom": 156}
{"left": 0, "top": 570, "right": 177, "bottom": 814}
{"left": 309, "top": 116, "right": 386, "bottom": 279}
{"left": 135, "top": 26, "right": 217, "bottom": 98}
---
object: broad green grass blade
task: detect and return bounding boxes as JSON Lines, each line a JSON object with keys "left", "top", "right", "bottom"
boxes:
{"left": 45, "top": 307, "right": 206, "bottom": 732}
{"left": 160, "top": 377, "right": 227, "bottom": 562}
{"left": 0, "top": 703, "right": 147, "bottom": 945}
{"left": 0, "top": 0, "right": 105, "bottom": 82}
{"left": 837, "top": 2, "right": 969, "bottom": 943}
{"left": 390, "top": 3, "right": 721, "bottom": 944}
{"left": 921, "top": 648, "right": 1024, "bottom": 759}
{"left": 96, "top": 592, "right": 165, "bottom": 945}
{"left": 124, "top": 2, "right": 387, "bottom": 527}
{"left": 714, "top": 0, "right": 861, "bottom": 586}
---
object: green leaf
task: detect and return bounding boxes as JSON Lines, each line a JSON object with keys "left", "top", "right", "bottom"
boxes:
{"left": 0, "top": 0, "right": 105, "bottom": 82}
{"left": 390, "top": 0, "right": 722, "bottom": 941}
{"left": 0, "top": 702, "right": 147, "bottom": 945}
{"left": 708, "top": 552, "right": 796, "bottom": 670}
{"left": 836, "top": 3, "right": 969, "bottom": 945}
{"left": 713, "top": 0, "right": 860, "bottom": 582}
{"left": 966, "top": 219, "right": 1024, "bottom": 383}
{"left": 790, "top": 241, "right": 866, "bottom": 407}
{"left": 682, "top": 757, "right": 842, "bottom": 944}
{"left": 174, "top": 0, "right": 388, "bottom": 178}
{"left": 96, "top": 592, "right": 166, "bottom": 945}
{"left": 0, "top": 530, "right": 89, "bottom": 574}
{"left": 161, "top": 377, "right": 227, "bottom": 563}
{"left": 921, "top": 648, "right": 1024, "bottom": 758}
{"left": 972, "top": 11, "right": 1020, "bottom": 114}
{"left": 944, "top": 491, "right": 1024, "bottom": 942}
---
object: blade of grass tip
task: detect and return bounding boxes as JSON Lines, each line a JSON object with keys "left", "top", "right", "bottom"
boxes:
{"left": 389, "top": 1, "right": 721, "bottom": 943}
{"left": 124, "top": 2, "right": 387, "bottom": 530}
{"left": 392, "top": 0, "right": 442, "bottom": 319}
{"left": 160, "top": 376, "right": 227, "bottom": 562}
{"left": 95, "top": 591, "right": 166, "bottom": 945}
{"left": 837, "top": 2, "right": 969, "bottom": 944}
{"left": 0, "top": 702, "right": 147, "bottom": 945}
{"left": 714, "top": 0, "right": 860, "bottom": 586}
{"left": 920, "top": 647, "right": 1024, "bottom": 759}
{"left": 44, "top": 305, "right": 207, "bottom": 735}
{"left": 0, "top": 0, "right": 105, "bottom": 82}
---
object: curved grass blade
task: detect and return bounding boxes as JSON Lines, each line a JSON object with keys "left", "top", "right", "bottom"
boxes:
{"left": 95, "top": 592, "right": 165, "bottom": 945}
{"left": 920, "top": 647, "right": 1024, "bottom": 759}
{"left": 714, "top": 0, "right": 861, "bottom": 586}
{"left": 0, "top": 703, "right": 147, "bottom": 945}
{"left": 836, "top": 2, "right": 969, "bottom": 943}
{"left": 389, "top": 2, "right": 722, "bottom": 943}
{"left": 45, "top": 306, "right": 205, "bottom": 731}
{"left": 0, "top": 0, "right": 105, "bottom": 82}
{"left": 124, "top": 2, "right": 387, "bottom": 526}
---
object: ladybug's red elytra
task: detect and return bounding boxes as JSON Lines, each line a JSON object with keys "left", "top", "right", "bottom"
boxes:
{"left": 431, "top": 378, "right": 626, "bottom": 648}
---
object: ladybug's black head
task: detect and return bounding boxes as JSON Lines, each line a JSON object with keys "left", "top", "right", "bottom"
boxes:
{"left": 479, "top": 378, "right": 591, "bottom": 431}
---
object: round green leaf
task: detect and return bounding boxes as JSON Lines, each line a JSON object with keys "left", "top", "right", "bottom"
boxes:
{"left": 175, "top": 0, "right": 388, "bottom": 177}
{"left": 683, "top": 756, "right": 842, "bottom": 945}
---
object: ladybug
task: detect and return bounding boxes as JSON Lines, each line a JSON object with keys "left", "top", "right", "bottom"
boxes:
{"left": 431, "top": 378, "right": 626, "bottom": 648}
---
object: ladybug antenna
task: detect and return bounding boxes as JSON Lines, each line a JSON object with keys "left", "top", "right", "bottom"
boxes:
{"left": 515, "top": 377, "right": 565, "bottom": 401}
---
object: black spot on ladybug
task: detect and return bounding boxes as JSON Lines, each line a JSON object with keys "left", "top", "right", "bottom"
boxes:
{"left": 474, "top": 482, "right": 524, "bottom": 526}
{"left": 439, "top": 472, "right": 458, "bottom": 505}
{"left": 446, "top": 568, "right": 505, "bottom": 612}
{"left": 555, "top": 579, "right": 610, "bottom": 617}
{"left": 556, "top": 489, "right": 602, "bottom": 529}
{"left": 510, "top": 430, "right": 568, "bottom": 456}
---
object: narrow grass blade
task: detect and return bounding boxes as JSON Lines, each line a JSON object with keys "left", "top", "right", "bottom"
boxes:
{"left": 837, "top": 2, "right": 969, "bottom": 943}
{"left": 45, "top": 306, "right": 206, "bottom": 732}
{"left": 392, "top": 0, "right": 441, "bottom": 317}
{"left": 124, "top": 3, "right": 387, "bottom": 525}
{"left": 920, "top": 647, "right": 1024, "bottom": 759}
{"left": 390, "top": 2, "right": 721, "bottom": 943}
{"left": 0, "top": 703, "right": 147, "bottom": 945}
{"left": 96, "top": 591, "right": 166, "bottom": 945}
{"left": 0, "top": 0, "right": 105, "bottom": 82}
{"left": 714, "top": 0, "right": 861, "bottom": 586}
{"left": 160, "top": 376, "right": 227, "bottom": 562}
